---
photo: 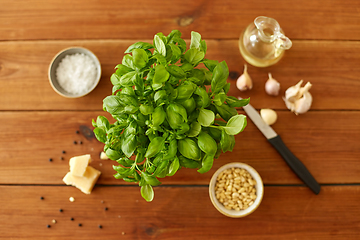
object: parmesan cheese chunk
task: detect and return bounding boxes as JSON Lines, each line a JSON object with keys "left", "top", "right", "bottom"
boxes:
{"left": 69, "top": 154, "right": 91, "bottom": 177}
{"left": 100, "top": 151, "right": 109, "bottom": 160}
{"left": 63, "top": 166, "right": 101, "bottom": 194}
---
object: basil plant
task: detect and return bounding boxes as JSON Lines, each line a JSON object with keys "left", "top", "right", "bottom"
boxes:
{"left": 92, "top": 30, "right": 249, "bottom": 202}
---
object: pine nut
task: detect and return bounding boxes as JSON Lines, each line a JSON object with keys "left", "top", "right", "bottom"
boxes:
{"left": 214, "top": 167, "right": 257, "bottom": 211}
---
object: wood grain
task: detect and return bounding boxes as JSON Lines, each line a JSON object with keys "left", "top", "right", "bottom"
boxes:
{"left": 1, "top": 111, "right": 359, "bottom": 185}
{"left": 0, "top": 0, "right": 359, "bottom": 41}
{"left": 0, "top": 40, "right": 359, "bottom": 111}
{"left": 1, "top": 185, "right": 359, "bottom": 239}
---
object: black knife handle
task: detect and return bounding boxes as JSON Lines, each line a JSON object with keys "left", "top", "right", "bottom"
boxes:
{"left": 268, "top": 135, "right": 321, "bottom": 194}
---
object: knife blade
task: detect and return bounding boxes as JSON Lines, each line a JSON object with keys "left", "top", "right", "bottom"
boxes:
{"left": 242, "top": 102, "right": 321, "bottom": 194}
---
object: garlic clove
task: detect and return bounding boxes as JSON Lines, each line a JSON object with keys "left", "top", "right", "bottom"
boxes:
{"left": 236, "top": 64, "right": 253, "bottom": 91}
{"left": 260, "top": 108, "right": 277, "bottom": 125}
{"left": 265, "top": 73, "right": 280, "bottom": 96}
{"left": 294, "top": 91, "right": 312, "bottom": 115}
{"left": 285, "top": 80, "right": 303, "bottom": 102}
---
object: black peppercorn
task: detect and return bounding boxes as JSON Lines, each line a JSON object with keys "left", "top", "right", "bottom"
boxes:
{"left": 73, "top": 141, "right": 77, "bottom": 144}
{"left": 98, "top": 225, "right": 102, "bottom": 229}
{"left": 70, "top": 217, "right": 74, "bottom": 221}
{"left": 78, "top": 223, "right": 82, "bottom": 227}
{"left": 40, "top": 196, "right": 44, "bottom": 200}
{"left": 104, "top": 207, "right": 108, "bottom": 211}
{"left": 62, "top": 150, "right": 66, "bottom": 154}
{"left": 59, "top": 209, "right": 63, "bottom": 213}
{"left": 76, "top": 130, "right": 80, "bottom": 134}
{"left": 47, "top": 224, "right": 51, "bottom": 228}
{"left": 49, "top": 158, "right": 53, "bottom": 162}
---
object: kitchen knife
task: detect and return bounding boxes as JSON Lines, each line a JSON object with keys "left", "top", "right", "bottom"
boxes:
{"left": 242, "top": 102, "right": 321, "bottom": 194}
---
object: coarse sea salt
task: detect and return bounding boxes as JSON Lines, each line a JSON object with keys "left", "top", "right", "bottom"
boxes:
{"left": 56, "top": 53, "right": 97, "bottom": 95}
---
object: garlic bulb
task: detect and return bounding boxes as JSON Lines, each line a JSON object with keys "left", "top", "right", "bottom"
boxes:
{"left": 283, "top": 80, "right": 313, "bottom": 115}
{"left": 236, "top": 64, "right": 253, "bottom": 91}
{"left": 260, "top": 108, "right": 277, "bottom": 125}
{"left": 265, "top": 73, "right": 280, "bottom": 96}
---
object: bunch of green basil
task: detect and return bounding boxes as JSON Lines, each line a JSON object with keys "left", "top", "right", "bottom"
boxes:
{"left": 92, "top": 30, "right": 249, "bottom": 202}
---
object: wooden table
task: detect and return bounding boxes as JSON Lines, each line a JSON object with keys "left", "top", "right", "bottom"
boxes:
{"left": 1, "top": 0, "right": 359, "bottom": 239}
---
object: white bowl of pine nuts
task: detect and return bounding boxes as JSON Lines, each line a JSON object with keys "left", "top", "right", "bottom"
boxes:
{"left": 209, "top": 162, "right": 264, "bottom": 218}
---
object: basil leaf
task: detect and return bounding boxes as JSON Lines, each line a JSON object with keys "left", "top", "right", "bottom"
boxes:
{"left": 226, "top": 96, "right": 250, "bottom": 108}
{"left": 178, "top": 138, "right": 201, "bottom": 160}
{"left": 110, "top": 73, "right": 120, "bottom": 86}
{"left": 167, "top": 30, "right": 182, "bottom": 42}
{"left": 168, "top": 43, "right": 182, "bottom": 63}
{"left": 116, "top": 157, "right": 133, "bottom": 167}
{"left": 211, "top": 61, "right": 229, "bottom": 93}
{"left": 229, "top": 134, "right": 236, "bottom": 152}
{"left": 152, "top": 53, "right": 167, "bottom": 66}
{"left": 197, "top": 132, "right": 217, "bottom": 156}
{"left": 154, "top": 34, "right": 166, "bottom": 56}
{"left": 177, "top": 122, "right": 190, "bottom": 135}
{"left": 222, "top": 114, "right": 247, "bottom": 135}
{"left": 142, "top": 172, "right": 161, "bottom": 186}
{"left": 173, "top": 36, "right": 187, "bottom": 53}
{"left": 180, "top": 62, "right": 194, "bottom": 72}
{"left": 115, "top": 64, "right": 134, "bottom": 76}
{"left": 184, "top": 48, "right": 205, "bottom": 66}
{"left": 121, "top": 134, "right": 137, "bottom": 158}
{"left": 200, "top": 40, "right": 207, "bottom": 54}
{"left": 105, "top": 148, "right": 122, "bottom": 160}
{"left": 96, "top": 116, "right": 110, "bottom": 131}
{"left": 166, "top": 64, "right": 186, "bottom": 78}
{"left": 194, "top": 87, "right": 210, "bottom": 108}
{"left": 176, "top": 84, "right": 196, "bottom": 101}
{"left": 214, "top": 103, "right": 238, "bottom": 121}
{"left": 190, "top": 31, "right": 201, "bottom": 49}
{"left": 223, "top": 82, "right": 231, "bottom": 94}
{"left": 178, "top": 97, "right": 196, "bottom": 114}
{"left": 153, "top": 160, "right": 169, "bottom": 178}
{"left": 167, "top": 157, "right": 180, "bottom": 176}
{"left": 93, "top": 127, "right": 106, "bottom": 143}
{"left": 163, "top": 139, "right": 177, "bottom": 161}
{"left": 152, "top": 105, "right": 166, "bottom": 127}
{"left": 122, "top": 54, "right": 135, "bottom": 69}
{"left": 187, "top": 121, "right": 201, "bottom": 137}
{"left": 139, "top": 104, "right": 154, "bottom": 115}
{"left": 220, "top": 129, "right": 231, "bottom": 153}
{"left": 141, "top": 184, "right": 154, "bottom": 202}
{"left": 119, "top": 71, "right": 137, "bottom": 86}
{"left": 124, "top": 42, "right": 154, "bottom": 53}
{"left": 154, "top": 90, "right": 167, "bottom": 104}
{"left": 166, "top": 103, "right": 187, "bottom": 129}
{"left": 213, "top": 92, "right": 227, "bottom": 106}
{"left": 103, "top": 95, "right": 124, "bottom": 115}
{"left": 179, "top": 156, "right": 200, "bottom": 169}
{"left": 197, "top": 154, "right": 214, "bottom": 174}
{"left": 198, "top": 108, "right": 215, "bottom": 127}
{"left": 153, "top": 64, "right": 169, "bottom": 85}
{"left": 203, "top": 59, "right": 219, "bottom": 72}
{"left": 145, "top": 136, "right": 165, "bottom": 158}
{"left": 208, "top": 127, "right": 222, "bottom": 141}
{"left": 132, "top": 48, "right": 148, "bottom": 69}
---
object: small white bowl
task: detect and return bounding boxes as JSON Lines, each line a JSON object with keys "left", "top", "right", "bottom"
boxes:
{"left": 209, "top": 162, "right": 264, "bottom": 218}
{"left": 48, "top": 47, "right": 101, "bottom": 98}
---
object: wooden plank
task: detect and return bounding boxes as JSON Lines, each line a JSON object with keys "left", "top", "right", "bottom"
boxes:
{"left": 0, "top": 185, "right": 359, "bottom": 239}
{"left": 1, "top": 111, "right": 359, "bottom": 185}
{"left": 0, "top": 40, "right": 360, "bottom": 110}
{"left": 0, "top": 0, "right": 359, "bottom": 41}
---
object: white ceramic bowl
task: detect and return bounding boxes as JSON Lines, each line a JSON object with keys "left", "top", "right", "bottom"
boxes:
{"left": 209, "top": 162, "right": 264, "bottom": 218}
{"left": 48, "top": 47, "right": 101, "bottom": 98}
